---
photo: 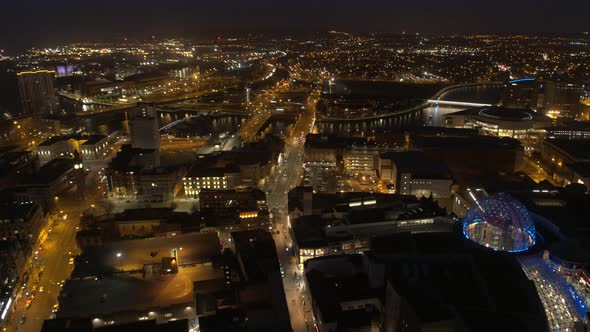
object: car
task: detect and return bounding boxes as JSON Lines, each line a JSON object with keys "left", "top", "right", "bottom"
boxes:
{"left": 68, "top": 257, "right": 74, "bottom": 265}
{"left": 19, "top": 316, "right": 26, "bottom": 324}
{"left": 39, "top": 286, "right": 44, "bottom": 293}
{"left": 52, "top": 303, "right": 59, "bottom": 313}
{"left": 31, "top": 285, "right": 37, "bottom": 292}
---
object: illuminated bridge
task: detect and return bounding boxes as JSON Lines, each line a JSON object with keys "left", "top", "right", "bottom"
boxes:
{"left": 426, "top": 100, "right": 492, "bottom": 107}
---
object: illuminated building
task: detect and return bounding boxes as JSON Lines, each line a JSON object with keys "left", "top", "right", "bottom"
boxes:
{"left": 343, "top": 145, "right": 380, "bottom": 176}
{"left": 379, "top": 151, "right": 452, "bottom": 200}
{"left": 501, "top": 77, "right": 541, "bottom": 109}
{"left": 105, "top": 146, "right": 181, "bottom": 203}
{"left": 462, "top": 193, "right": 536, "bottom": 252}
{"left": 37, "top": 134, "right": 117, "bottom": 162}
{"left": 16, "top": 70, "right": 58, "bottom": 117}
{"left": 546, "top": 121, "right": 590, "bottom": 140}
{"left": 37, "top": 136, "right": 78, "bottom": 162}
{"left": 80, "top": 134, "right": 116, "bottom": 161}
{"left": 443, "top": 106, "right": 551, "bottom": 140}
{"left": 540, "top": 139, "right": 590, "bottom": 186}
{"left": 13, "top": 158, "right": 84, "bottom": 211}
{"left": 543, "top": 81, "right": 583, "bottom": 118}
{"left": 182, "top": 168, "right": 232, "bottom": 199}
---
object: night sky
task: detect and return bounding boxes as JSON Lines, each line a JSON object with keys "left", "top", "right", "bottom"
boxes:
{"left": 1, "top": 0, "right": 589, "bottom": 53}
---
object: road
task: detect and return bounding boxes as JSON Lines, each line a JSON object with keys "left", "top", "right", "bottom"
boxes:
{"left": 4, "top": 150, "right": 114, "bottom": 331}
{"left": 519, "top": 155, "right": 558, "bottom": 186}
{"left": 6, "top": 204, "right": 80, "bottom": 332}
{"left": 265, "top": 142, "right": 314, "bottom": 332}
{"left": 262, "top": 87, "right": 318, "bottom": 331}
{"left": 236, "top": 80, "right": 293, "bottom": 142}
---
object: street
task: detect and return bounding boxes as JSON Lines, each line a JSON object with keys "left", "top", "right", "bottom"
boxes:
{"left": 3, "top": 145, "right": 114, "bottom": 331}
{"left": 6, "top": 205, "right": 80, "bottom": 332}
{"left": 266, "top": 142, "right": 316, "bottom": 332}
{"left": 262, "top": 86, "right": 318, "bottom": 331}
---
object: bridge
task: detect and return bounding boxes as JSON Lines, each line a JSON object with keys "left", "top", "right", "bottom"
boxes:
{"left": 426, "top": 100, "right": 492, "bottom": 107}
{"left": 318, "top": 81, "right": 503, "bottom": 122}
{"left": 429, "top": 81, "right": 503, "bottom": 101}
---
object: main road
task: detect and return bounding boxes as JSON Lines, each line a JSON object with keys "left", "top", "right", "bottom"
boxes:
{"left": 4, "top": 146, "right": 118, "bottom": 331}
{"left": 262, "top": 87, "right": 318, "bottom": 332}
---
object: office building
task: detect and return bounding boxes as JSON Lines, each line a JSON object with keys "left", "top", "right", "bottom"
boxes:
{"left": 379, "top": 151, "right": 452, "bottom": 200}
{"left": 105, "top": 146, "right": 182, "bottom": 203}
{"left": 17, "top": 70, "right": 58, "bottom": 117}
{"left": 130, "top": 105, "right": 160, "bottom": 150}
{"left": 501, "top": 77, "right": 541, "bottom": 109}
{"left": 543, "top": 81, "right": 583, "bottom": 117}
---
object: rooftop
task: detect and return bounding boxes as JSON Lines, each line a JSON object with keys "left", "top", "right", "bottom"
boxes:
{"left": 304, "top": 134, "right": 373, "bottom": 150}
{"left": 448, "top": 106, "right": 545, "bottom": 122}
{"left": 411, "top": 134, "right": 523, "bottom": 150}
{"left": 0, "top": 202, "right": 39, "bottom": 219}
{"left": 81, "top": 135, "right": 108, "bottom": 145}
{"left": 231, "top": 230, "right": 279, "bottom": 282}
{"left": 73, "top": 232, "right": 221, "bottom": 277}
{"left": 110, "top": 145, "right": 158, "bottom": 171}
{"left": 304, "top": 255, "right": 381, "bottom": 325}
{"left": 380, "top": 151, "right": 451, "bottom": 179}
{"left": 544, "top": 139, "right": 590, "bottom": 161}
{"left": 26, "top": 158, "right": 77, "bottom": 184}
{"left": 60, "top": 265, "right": 219, "bottom": 318}
{"left": 569, "top": 162, "right": 590, "bottom": 177}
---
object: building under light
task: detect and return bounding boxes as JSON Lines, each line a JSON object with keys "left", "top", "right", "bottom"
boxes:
{"left": 462, "top": 192, "right": 536, "bottom": 252}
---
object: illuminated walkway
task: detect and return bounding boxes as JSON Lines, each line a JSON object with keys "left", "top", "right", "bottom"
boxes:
{"left": 426, "top": 99, "right": 492, "bottom": 107}
{"left": 519, "top": 255, "right": 587, "bottom": 332}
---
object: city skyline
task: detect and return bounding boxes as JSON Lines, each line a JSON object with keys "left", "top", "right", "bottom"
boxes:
{"left": 0, "top": 4, "right": 589, "bottom": 332}
{"left": 1, "top": 0, "right": 590, "bottom": 53}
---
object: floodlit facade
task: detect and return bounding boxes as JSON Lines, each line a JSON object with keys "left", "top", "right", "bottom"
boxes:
{"left": 462, "top": 193, "right": 536, "bottom": 252}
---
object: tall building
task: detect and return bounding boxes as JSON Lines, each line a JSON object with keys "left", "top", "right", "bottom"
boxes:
{"left": 501, "top": 78, "right": 541, "bottom": 109}
{"left": 130, "top": 104, "right": 160, "bottom": 150}
{"left": 129, "top": 104, "right": 160, "bottom": 166}
{"left": 543, "top": 81, "right": 583, "bottom": 117}
{"left": 17, "top": 70, "right": 58, "bottom": 117}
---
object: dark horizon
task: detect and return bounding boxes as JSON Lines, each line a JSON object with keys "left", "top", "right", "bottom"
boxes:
{"left": 2, "top": 0, "right": 590, "bottom": 54}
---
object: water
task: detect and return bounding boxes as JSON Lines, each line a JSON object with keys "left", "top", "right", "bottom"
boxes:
{"left": 315, "top": 84, "right": 503, "bottom": 135}
{"left": 59, "top": 96, "right": 102, "bottom": 114}
{"left": 423, "top": 104, "right": 467, "bottom": 127}
{"left": 439, "top": 85, "right": 502, "bottom": 104}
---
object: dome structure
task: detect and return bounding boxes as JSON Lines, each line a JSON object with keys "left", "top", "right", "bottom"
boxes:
{"left": 462, "top": 193, "right": 535, "bottom": 252}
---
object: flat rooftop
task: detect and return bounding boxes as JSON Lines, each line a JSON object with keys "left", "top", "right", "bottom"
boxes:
{"left": 59, "top": 265, "right": 221, "bottom": 318}
{"left": 81, "top": 135, "right": 107, "bottom": 145}
{"left": 380, "top": 151, "right": 451, "bottom": 179}
{"left": 26, "top": 158, "right": 76, "bottom": 184}
{"left": 544, "top": 139, "right": 590, "bottom": 161}
{"left": 73, "top": 232, "right": 221, "bottom": 277}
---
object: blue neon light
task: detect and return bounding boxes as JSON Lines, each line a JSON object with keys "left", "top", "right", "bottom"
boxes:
{"left": 542, "top": 260, "right": 587, "bottom": 318}
{"left": 508, "top": 78, "right": 535, "bottom": 84}
{"left": 461, "top": 193, "right": 536, "bottom": 252}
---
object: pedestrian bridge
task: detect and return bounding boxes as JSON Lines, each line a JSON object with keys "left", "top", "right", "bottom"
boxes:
{"left": 426, "top": 100, "right": 492, "bottom": 107}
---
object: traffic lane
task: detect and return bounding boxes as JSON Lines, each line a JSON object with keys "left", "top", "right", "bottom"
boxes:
{"left": 273, "top": 226, "right": 308, "bottom": 332}
{"left": 14, "top": 206, "right": 80, "bottom": 331}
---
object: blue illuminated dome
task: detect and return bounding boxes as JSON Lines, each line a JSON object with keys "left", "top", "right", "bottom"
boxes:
{"left": 462, "top": 193, "right": 535, "bottom": 252}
